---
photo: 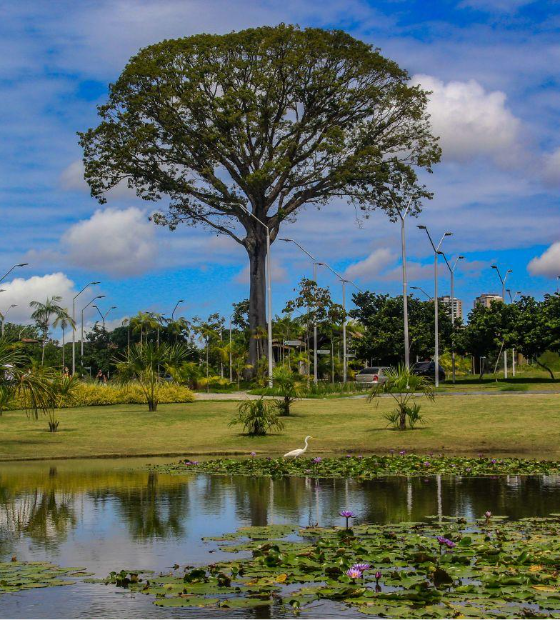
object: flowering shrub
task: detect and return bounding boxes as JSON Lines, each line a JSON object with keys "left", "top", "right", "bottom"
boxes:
{"left": 9, "top": 381, "right": 195, "bottom": 409}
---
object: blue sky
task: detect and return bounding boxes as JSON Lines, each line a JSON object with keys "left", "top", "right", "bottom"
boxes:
{"left": 1, "top": 0, "right": 560, "bottom": 329}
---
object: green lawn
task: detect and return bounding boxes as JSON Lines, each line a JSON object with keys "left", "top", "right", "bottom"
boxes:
{"left": 1, "top": 392, "right": 560, "bottom": 461}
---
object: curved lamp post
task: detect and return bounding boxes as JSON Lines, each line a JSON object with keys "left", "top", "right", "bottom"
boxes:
{"left": 418, "top": 226, "right": 453, "bottom": 388}
{"left": 440, "top": 253, "right": 464, "bottom": 383}
{"left": 73, "top": 281, "right": 100, "bottom": 375}
{"left": 81, "top": 295, "right": 105, "bottom": 360}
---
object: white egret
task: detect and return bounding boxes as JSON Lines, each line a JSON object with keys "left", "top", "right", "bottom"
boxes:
{"left": 283, "top": 436, "right": 312, "bottom": 459}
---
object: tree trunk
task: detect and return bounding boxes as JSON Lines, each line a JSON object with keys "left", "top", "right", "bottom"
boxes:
{"left": 399, "top": 406, "right": 407, "bottom": 431}
{"left": 535, "top": 359, "right": 555, "bottom": 379}
{"left": 246, "top": 237, "right": 268, "bottom": 376}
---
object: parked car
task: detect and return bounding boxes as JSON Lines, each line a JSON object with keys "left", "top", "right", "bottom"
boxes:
{"left": 355, "top": 366, "right": 391, "bottom": 386}
{"left": 412, "top": 361, "right": 446, "bottom": 382}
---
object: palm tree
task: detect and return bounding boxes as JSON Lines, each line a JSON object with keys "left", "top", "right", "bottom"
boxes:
{"left": 53, "top": 312, "right": 76, "bottom": 371}
{"left": 29, "top": 296, "right": 70, "bottom": 365}
{"left": 116, "top": 342, "right": 189, "bottom": 411}
{"left": 0, "top": 339, "right": 56, "bottom": 418}
{"left": 369, "top": 365, "right": 434, "bottom": 431}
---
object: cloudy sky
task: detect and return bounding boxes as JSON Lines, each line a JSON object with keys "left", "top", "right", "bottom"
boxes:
{"left": 1, "top": 0, "right": 559, "bottom": 329}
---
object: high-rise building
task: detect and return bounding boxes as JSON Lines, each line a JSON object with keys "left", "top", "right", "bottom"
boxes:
{"left": 474, "top": 293, "right": 503, "bottom": 308}
{"left": 439, "top": 296, "right": 463, "bottom": 320}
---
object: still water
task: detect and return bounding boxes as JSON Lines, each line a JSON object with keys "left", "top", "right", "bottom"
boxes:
{"left": 2, "top": 458, "right": 560, "bottom": 618}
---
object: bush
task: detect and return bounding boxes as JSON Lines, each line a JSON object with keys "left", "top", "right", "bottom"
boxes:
{"left": 229, "top": 397, "right": 284, "bottom": 436}
{"left": 8, "top": 381, "right": 195, "bottom": 410}
{"left": 197, "top": 375, "right": 233, "bottom": 391}
{"left": 272, "top": 365, "right": 299, "bottom": 416}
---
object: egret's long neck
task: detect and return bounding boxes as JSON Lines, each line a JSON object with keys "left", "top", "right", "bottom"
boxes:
{"left": 304, "top": 437, "right": 309, "bottom": 450}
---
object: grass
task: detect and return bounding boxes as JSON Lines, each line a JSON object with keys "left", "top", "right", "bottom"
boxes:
{"left": 1, "top": 392, "right": 560, "bottom": 461}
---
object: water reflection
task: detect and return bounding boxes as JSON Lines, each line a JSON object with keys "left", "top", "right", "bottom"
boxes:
{"left": 3, "top": 460, "right": 560, "bottom": 617}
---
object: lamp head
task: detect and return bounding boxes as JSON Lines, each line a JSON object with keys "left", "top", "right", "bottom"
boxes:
{"left": 96, "top": 295, "right": 106, "bottom": 300}
{"left": 458, "top": 255, "right": 464, "bottom": 260}
{"left": 507, "top": 269, "right": 513, "bottom": 274}
{"left": 444, "top": 232, "right": 453, "bottom": 237}
{"left": 279, "top": 237, "right": 293, "bottom": 242}
{"left": 178, "top": 299, "right": 184, "bottom": 303}
{"left": 17, "top": 263, "right": 28, "bottom": 267}
{"left": 91, "top": 281, "right": 101, "bottom": 285}
{"left": 491, "top": 265, "right": 498, "bottom": 269}
{"left": 417, "top": 225, "right": 426, "bottom": 230}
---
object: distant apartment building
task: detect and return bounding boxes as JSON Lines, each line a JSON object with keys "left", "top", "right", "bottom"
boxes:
{"left": 439, "top": 295, "right": 463, "bottom": 320}
{"left": 474, "top": 293, "right": 503, "bottom": 308}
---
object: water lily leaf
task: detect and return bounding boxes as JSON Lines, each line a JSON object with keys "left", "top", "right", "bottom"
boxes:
{"left": 154, "top": 596, "right": 218, "bottom": 607}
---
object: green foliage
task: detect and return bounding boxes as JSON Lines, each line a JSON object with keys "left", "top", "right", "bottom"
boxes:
{"left": 252, "top": 380, "right": 369, "bottom": 398}
{"left": 350, "top": 293, "right": 453, "bottom": 366}
{"left": 5, "top": 381, "right": 195, "bottom": 409}
{"left": 229, "top": 398, "right": 284, "bottom": 436}
{"left": 369, "top": 365, "right": 434, "bottom": 430}
{"left": 0, "top": 339, "right": 56, "bottom": 420}
{"left": 99, "top": 515, "right": 560, "bottom": 617}
{"left": 0, "top": 560, "right": 87, "bottom": 594}
{"left": 161, "top": 454, "right": 560, "bottom": 479}
{"left": 166, "top": 361, "right": 202, "bottom": 389}
{"left": 116, "top": 342, "right": 191, "bottom": 411}
{"left": 271, "top": 365, "right": 299, "bottom": 416}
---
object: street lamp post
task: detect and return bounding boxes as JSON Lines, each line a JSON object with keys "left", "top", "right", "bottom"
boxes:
{"left": 418, "top": 226, "right": 453, "bottom": 388}
{"left": 1, "top": 304, "right": 17, "bottom": 337}
{"left": 320, "top": 263, "right": 362, "bottom": 383}
{"left": 93, "top": 305, "right": 116, "bottom": 328}
{"left": 240, "top": 206, "right": 273, "bottom": 387}
{"left": 279, "top": 238, "right": 324, "bottom": 384}
{"left": 440, "top": 254, "right": 464, "bottom": 384}
{"left": 491, "top": 265, "right": 512, "bottom": 379}
{"left": 81, "top": 295, "right": 105, "bottom": 360}
{"left": 172, "top": 299, "right": 184, "bottom": 321}
{"left": 229, "top": 315, "right": 233, "bottom": 383}
{"left": 72, "top": 281, "right": 100, "bottom": 375}
{"left": 507, "top": 289, "right": 522, "bottom": 376}
{"left": 0, "top": 263, "right": 28, "bottom": 285}
{"left": 397, "top": 201, "right": 413, "bottom": 370}
{"left": 410, "top": 286, "right": 432, "bottom": 301}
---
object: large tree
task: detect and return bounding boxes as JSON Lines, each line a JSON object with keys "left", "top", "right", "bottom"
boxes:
{"left": 79, "top": 24, "right": 440, "bottom": 370}
{"left": 350, "top": 292, "right": 453, "bottom": 366}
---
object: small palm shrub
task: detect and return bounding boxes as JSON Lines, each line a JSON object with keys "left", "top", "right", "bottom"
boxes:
{"left": 369, "top": 365, "right": 434, "bottom": 431}
{"left": 229, "top": 397, "right": 284, "bottom": 436}
{"left": 272, "top": 365, "right": 299, "bottom": 416}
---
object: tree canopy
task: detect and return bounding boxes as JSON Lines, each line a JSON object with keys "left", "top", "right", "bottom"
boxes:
{"left": 79, "top": 24, "right": 441, "bottom": 370}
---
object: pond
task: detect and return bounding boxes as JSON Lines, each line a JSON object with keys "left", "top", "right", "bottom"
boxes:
{"left": 3, "top": 458, "right": 560, "bottom": 618}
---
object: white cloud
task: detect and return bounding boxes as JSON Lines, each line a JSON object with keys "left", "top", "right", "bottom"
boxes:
{"left": 60, "top": 159, "right": 138, "bottom": 199}
{"left": 528, "top": 242, "right": 560, "bottom": 278}
{"left": 541, "top": 148, "right": 560, "bottom": 187}
{"left": 0, "top": 273, "right": 77, "bottom": 323}
{"left": 382, "top": 262, "right": 433, "bottom": 283}
{"left": 411, "top": 74, "right": 522, "bottom": 167}
{"left": 60, "top": 160, "right": 88, "bottom": 191}
{"left": 343, "top": 248, "right": 396, "bottom": 281}
{"left": 62, "top": 207, "right": 157, "bottom": 277}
